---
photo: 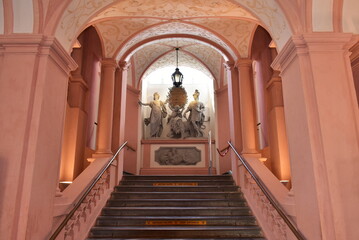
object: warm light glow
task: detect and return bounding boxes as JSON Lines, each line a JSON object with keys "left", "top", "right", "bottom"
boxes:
{"left": 280, "top": 180, "right": 289, "bottom": 183}
{"left": 60, "top": 181, "right": 73, "bottom": 184}
{"left": 72, "top": 40, "right": 82, "bottom": 49}
{"left": 268, "top": 40, "right": 276, "bottom": 48}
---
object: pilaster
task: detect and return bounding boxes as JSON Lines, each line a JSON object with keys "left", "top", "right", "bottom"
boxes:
{"left": 0, "top": 34, "right": 76, "bottom": 240}
{"left": 272, "top": 33, "right": 359, "bottom": 240}
{"left": 113, "top": 61, "right": 130, "bottom": 180}
{"left": 224, "top": 61, "right": 242, "bottom": 184}
{"left": 236, "top": 59, "right": 258, "bottom": 154}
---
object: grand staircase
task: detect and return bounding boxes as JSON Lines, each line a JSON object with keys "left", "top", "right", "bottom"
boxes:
{"left": 87, "top": 175, "right": 266, "bottom": 239}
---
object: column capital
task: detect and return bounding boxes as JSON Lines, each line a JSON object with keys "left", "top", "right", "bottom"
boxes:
{"left": 235, "top": 58, "right": 253, "bottom": 68}
{"left": 272, "top": 33, "right": 358, "bottom": 72}
{"left": 118, "top": 60, "right": 131, "bottom": 71}
{"left": 101, "top": 58, "right": 118, "bottom": 69}
{"left": 223, "top": 61, "right": 236, "bottom": 71}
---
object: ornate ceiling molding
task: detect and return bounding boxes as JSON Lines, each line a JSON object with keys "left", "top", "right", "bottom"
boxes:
{"left": 140, "top": 50, "right": 214, "bottom": 87}
{"left": 116, "top": 21, "right": 238, "bottom": 61}
{"left": 95, "top": 18, "right": 165, "bottom": 57}
{"left": 233, "top": 0, "right": 292, "bottom": 49}
{"left": 92, "top": 0, "right": 257, "bottom": 20}
{"left": 187, "top": 18, "right": 256, "bottom": 58}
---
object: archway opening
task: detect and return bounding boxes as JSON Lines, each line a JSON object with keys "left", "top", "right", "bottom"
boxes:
{"left": 140, "top": 66, "right": 215, "bottom": 139}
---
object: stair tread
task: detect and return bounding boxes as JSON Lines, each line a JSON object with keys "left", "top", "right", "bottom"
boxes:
{"left": 91, "top": 226, "right": 261, "bottom": 230}
{"left": 88, "top": 175, "right": 265, "bottom": 239}
{"left": 88, "top": 238, "right": 266, "bottom": 240}
{"left": 103, "top": 207, "right": 249, "bottom": 210}
{"left": 108, "top": 199, "right": 245, "bottom": 201}
{"left": 112, "top": 191, "right": 241, "bottom": 194}
{"left": 97, "top": 215, "right": 255, "bottom": 219}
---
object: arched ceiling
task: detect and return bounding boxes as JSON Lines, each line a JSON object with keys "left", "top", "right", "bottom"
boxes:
{"left": 134, "top": 38, "right": 222, "bottom": 87}
{"left": 55, "top": 0, "right": 292, "bottom": 88}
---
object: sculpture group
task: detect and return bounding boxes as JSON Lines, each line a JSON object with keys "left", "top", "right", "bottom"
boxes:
{"left": 139, "top": 89, "right": 206, "bottom": 138}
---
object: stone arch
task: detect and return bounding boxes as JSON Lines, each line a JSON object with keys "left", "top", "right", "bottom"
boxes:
{"left": 53, "top": 0, "right": 295, "bottom": 52}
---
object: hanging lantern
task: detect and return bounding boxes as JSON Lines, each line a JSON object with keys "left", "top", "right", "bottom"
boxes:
{"left": 171, "top": 48, "right": 183, "bottom": 87}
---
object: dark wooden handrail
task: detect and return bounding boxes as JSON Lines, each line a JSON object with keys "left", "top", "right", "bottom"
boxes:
{"left": 227, "top": 141, "right": 306, "bottom": 240}
{"left": 49, "top": 141, "right": 130, "bottom": 240}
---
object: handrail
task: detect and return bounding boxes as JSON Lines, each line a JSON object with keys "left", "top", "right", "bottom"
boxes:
{"left": 227, "top": 141, "right": 306, "bottom": 240}
{"left": 49, "top": 141, "right": 130, "bottom": 240}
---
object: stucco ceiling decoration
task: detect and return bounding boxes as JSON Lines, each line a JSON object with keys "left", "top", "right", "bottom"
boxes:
{"left": 92, "top": 0, "right": 258, "bottom": 21}
{"left": 116, "top": 21, "right": 237, "bottom": 61}
{"left": 56, "top": 0, "right": 293, "bottom": 52}
{"left": 132, "top": 43, "right": 173, "bottom": 82}
{"left": 56, "top": 0, "right": 117, "bottom": 50}
{"left": 187, "top": 18, "right": 257, "bottom": 57}
{"left": 95, "top": 18, "right": 166, "bottom": 57}
{"left": 184, "top": 44, "right": 222, "bottom": 81}
{"left": 141, "top": 50, "right": 214, "bottom": 86}
{"left": 133, "top": 38, "right": 220, "bottom": 86}
{"left": 233, "top": 0, "right": 292, "bottom": 49}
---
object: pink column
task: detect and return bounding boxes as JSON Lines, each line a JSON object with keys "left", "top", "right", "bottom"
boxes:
{"left": 224, "top": 61, "right": 242, "bottom": 184}
{"left": 266, "top": 71, "right": 291, "bottom": 182}
{"left": 114, "top": 61, "right": 130, "bottom": 180}
{"left": 237, "top": 59, "right": 258, "bottom": 154}
{"left": 272, "top": 33, "right": 359, "bottom": 240}
{"left": 94, "top": 58, "right": 117, "bottom": 156}
{"left": 0, "top": 35, "right": 76, "bottom": 240}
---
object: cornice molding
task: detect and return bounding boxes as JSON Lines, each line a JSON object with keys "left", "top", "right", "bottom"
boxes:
{"left": 0, "top": 34, "right": 77, "bottom": 74}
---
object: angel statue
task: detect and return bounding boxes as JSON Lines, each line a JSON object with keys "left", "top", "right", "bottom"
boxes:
{"left": 183, "top": 89, "right": 205, "bottom": 137}
{"left": 138, "top": 92, "right": 167, "bottom": 137}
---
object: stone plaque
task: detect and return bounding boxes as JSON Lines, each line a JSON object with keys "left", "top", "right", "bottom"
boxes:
{"left": 155, "top": 147, "right": 201, "bottom": 165}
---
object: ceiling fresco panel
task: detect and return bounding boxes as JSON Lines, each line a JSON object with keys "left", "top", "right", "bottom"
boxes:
{"left": 188, "top": 18, "right": 256, "bottom": 57}
{"left": 233, "top": 0, "right": 292, "bottom": 50}
{"left": 55, "top": 0, "right": 116, "bottom": 50}
{"left": 92, "top": 0, "right": 257, "bottom": 20}
{"left": 95, "top": 18, "right": 165, "bottom": 57}
{"left": 117, "top": 22, "right": 237, "bottom": 61}
{"left": 141, "top": 50, "right": 213, "bottom": 85}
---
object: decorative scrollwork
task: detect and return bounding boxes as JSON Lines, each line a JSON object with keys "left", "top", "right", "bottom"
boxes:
{"left": 63, "top": 169, "right": 111, "bottom": 240}
{"left": 243, "top": 171, "right": 288, "bottom": 240}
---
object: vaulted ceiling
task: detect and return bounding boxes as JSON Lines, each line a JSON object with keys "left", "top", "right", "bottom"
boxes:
{"left": 66, "top": 0, "right": 271, "bottom": 86}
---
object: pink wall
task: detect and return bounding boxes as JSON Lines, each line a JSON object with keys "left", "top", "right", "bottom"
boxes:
{"left": 251, "top": 26, "right": 273, "bottom": 149}
{"left": 215, "top": 87, "right": 232, "bottom": 174}
{"left": 123, "top": 86, "right": 140, "bottom": 174}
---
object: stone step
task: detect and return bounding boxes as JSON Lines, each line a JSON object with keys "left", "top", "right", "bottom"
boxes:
{"left": 120, "top": 179, "right": 235, "bottom": 186}
{"left": 114, "top": 185, "right": 239, "bottom": 192}
{"left": 101, "top": 206, "right": 252, "bottom": 216}
{"left": 88, "top": 226, "right": 264, "bottom": 238}
{"left": 107, "top": 198, "right": 247, "bottom": 207}
{"left": 110, "top": 191, "right": 244, "bottom": 200}
{"left": 122, "top": 175, "right": 233, "bottom": 181}
{"left": 88, "top": 238, "right": 266, "bottom": 240}
{"left": 96, "top": 215, "right": 258, "bottom": 226}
